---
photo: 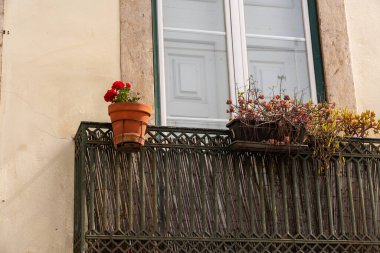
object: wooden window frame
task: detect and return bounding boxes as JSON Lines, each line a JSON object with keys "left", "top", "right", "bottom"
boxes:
{"left": 151, "top": 0, "right": 326, "bottom": 125}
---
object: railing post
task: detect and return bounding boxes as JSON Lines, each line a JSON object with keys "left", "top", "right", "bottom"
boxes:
{"left": 291, "top": 157, "right": 300, "bottom": 234}
{"left": 127, "top": 153, "right": 134, "bottom": 231}
{"left": 163, "top": 150, "right": 169, "bottom": 232}
{"left": 153, "top": 150, "right": 158, "bottom": 233}
{"left": 115, "top": 152, "right": 121, "bottom": 231}
{"left": 140, "top": 149, "right": 146, "bottom": 231}
{"left": 201, "top": 152, "right": 207, "bottom": 234}
{"left": 79, "top": 127, "right": 87, "bottom": 252}
{"left": 101, "top": 150, "right": 108, "bottom": 232}
{"left": 189, "top": 150, "right": 195, "bottom": 232}
{"left": 212, "top": 153, "right": 218, "bottom": 235}
{"left": 355, "top": 160, "right": 368, "bottom": 235}
{"left": 269, "top": 158, "right": 278, "bottom": 235}
{"left": 325, "top": 164, "right": 334, "bottom": 235}
{"left": 315, "top": 160, "right": 323, "bottom": 235}
{"left": 89, "top": 148, "right": 96, "bottom": 233}
{"left": 366, "top": 159, "right": 377, "bottom": 236}
{"left": 346, "top": 160, "right": 357, "bottom": 236}
{"left": 302, "top": 157, "right": 312, "bottom": 235}
{"left": 175, "top": 151, "right": 182, "bottom": 233}
{"left": 235, "top": 154, "right": 243, "bottom": 231}
{"left": 257, "top": 155, "right": 266, "bottom": 235}
{"left": 335, "top": 160, "right": 345, "bottom": 235}
{"left": 248, "top": 155, "right": 255, "bottom": 235}
{"left": 223, "top": 153, "right": 230, "bottom": 233}
{"left": 280, "top": 157, "right": 289, "bottom": 235}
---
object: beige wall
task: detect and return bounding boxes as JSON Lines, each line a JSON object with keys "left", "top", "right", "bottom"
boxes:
{"left": 0, "top": 0, "right": 4, "bottom": 97}
{"left": 1, "top": 0, "right": 380, "bottom": 252}
{"left": 0, "top": 0, "right": 120, "bottom": 252}
{"left": 345, "top": 0, "right": 380, "bottom": 115}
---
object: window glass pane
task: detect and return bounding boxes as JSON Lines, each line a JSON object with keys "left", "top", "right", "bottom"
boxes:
{"left": 244, "top": 0, "right": 312, "bottom": 100}
{"left": 163, "top": 0, "right": 229, "bottom": 128}
{"left": 163, "top": 0, "right": 226, "bottom": 32}
{"left": 244, "top": 0, "right": 305, "bottom": 37}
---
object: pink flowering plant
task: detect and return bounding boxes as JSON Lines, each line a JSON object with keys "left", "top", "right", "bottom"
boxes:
{"left": 104, "top": 81, "right": 141, "bottom": 103}
{"left": 226, "top": 77, "right": 312, "bottom": 144}
{"left": 226, "top": 76, "right": 380, "bottom": 171}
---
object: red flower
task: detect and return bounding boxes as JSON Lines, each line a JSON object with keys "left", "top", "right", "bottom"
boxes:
{"left": 104, "top": 89, "right": 118, "bottom": 102}
{"left": 112, "top": 81, "right": 125, "bottom": 90}
{"left": 125, "top": 82, "right": 132, "bottom": 89}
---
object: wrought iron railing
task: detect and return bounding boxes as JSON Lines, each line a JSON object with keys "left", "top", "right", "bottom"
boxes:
{"left": 74, "top": 122, "right": 380, "bottom": 252}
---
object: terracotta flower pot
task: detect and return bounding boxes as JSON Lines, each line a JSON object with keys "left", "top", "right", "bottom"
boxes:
{"left": 108, "top": 102, "right": 152, "bottom": 151}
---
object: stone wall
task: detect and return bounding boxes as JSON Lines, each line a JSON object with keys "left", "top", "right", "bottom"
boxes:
{"left": 316, "top": 0, "right": 356, "bottom": 110}
{"left": 120, "top": 0, "right": 155, "bottom": 123}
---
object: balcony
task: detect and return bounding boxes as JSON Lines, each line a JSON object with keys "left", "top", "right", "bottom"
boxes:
{"left": 74, "top": 122, "right": 380, "bottom": 252}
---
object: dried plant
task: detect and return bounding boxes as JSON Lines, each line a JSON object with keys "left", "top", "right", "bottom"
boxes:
{"left": 227, "top": 76, "right": 380, "bottom": 171}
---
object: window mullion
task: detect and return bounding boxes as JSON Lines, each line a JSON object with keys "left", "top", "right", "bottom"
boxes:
{"left": 156, "top": 0, "right": 167, "bottom": 126}
{"left": 224, "top": 0, "right": 236, "bottom": 104}
{"left": 238, "top": 0, "right": 249, "bottom": 86}
{"left": 229, "top": 0, "right": 247, "bottom": 93}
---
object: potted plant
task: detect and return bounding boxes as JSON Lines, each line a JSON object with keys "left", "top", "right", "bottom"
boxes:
{"left": 226, "top": 76, "right": 380, "bottom": 170}
{"left": 104, "top": 81, "right": 152, "bottom": 151}
{"left": 226, "top": 77, "right": 311, "bottom": 148}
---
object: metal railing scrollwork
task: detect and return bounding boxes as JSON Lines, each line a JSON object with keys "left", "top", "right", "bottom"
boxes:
{"left": 74, "top": 122, "right": 380, "bottom": 252}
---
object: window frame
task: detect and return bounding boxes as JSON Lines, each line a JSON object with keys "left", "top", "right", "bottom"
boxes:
{"left": 152, "top": 0, "right": 325, "bottom": 126}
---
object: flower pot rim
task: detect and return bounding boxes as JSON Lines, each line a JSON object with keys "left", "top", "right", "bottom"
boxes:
{"left": 109, "top": 102, "right": 148, "bottom": 106}
{"left": 108, "top": 102, "right": 152, "bottom": 115}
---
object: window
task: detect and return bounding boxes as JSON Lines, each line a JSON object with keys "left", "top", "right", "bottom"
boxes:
{"left": 155, "top": 0, "right": 323, "bottom": 128}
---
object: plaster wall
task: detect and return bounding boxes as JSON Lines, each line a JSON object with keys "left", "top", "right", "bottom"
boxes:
{"left": 345, "top": 0, "right": 380, "bottom": 115}
{"left": 0, "top": 0, "right": 4, "bottom": 95}
{"left": 0, "top": 0, "right": 120, "bottom": 252}
{"left": 1, "top": 0, "right": 380, "bottom": 252}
